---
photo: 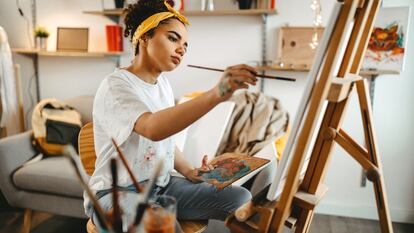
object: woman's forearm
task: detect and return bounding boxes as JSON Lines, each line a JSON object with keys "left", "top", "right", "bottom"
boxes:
{"left": 174, "top": 146, "right": 194, "bottom": 176}
{"left": 134, "top": 88, "right": 222, "bottom": 141}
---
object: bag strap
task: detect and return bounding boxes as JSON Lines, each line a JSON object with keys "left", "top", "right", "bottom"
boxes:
{"left": 30, "top": 132, "right": 52, "bottom": 156}
{"left": 40, "top": 103, "right": 76, "bottom": 117}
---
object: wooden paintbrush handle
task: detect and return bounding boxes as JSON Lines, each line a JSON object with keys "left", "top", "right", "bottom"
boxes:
{"left": 235, "top": 201, "right": 256, "bottom": 222}
{"left": 187, "top": 64, "right": 296, "bottom": 82}
{"left": 112, "top": 138, "right": 144, "bottom": 193}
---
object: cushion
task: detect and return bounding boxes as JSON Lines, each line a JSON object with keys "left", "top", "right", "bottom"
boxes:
{"left": 13, "top": 156, "right": 84, "bottom": 198}
{"left": 275, "top": 126, "right": 290, "bottom": 160}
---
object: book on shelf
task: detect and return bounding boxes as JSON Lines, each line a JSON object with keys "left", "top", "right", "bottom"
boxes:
{"left": 105, "top": 25, "right": 123, "bottom": 52}
{"left": 256, "top": 0, "right": 276, "bottom": 10}
{"left": 199, "top": 153, "right": 270, "bottom": 190}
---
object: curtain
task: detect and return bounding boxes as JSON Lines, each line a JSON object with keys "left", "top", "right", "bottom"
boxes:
{"left": 0, "top": 26, "right": 19, "bottom": 135}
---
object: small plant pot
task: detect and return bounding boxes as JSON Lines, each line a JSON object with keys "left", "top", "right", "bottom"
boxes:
{"left": 35, "top": 37, "right": 47, "bottom": 50}
{"left": 238, "top": 0, "right": 253, "bottom": 9}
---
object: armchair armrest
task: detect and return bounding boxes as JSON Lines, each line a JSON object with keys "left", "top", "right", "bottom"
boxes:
{"left": 0, "top": 131, "right": 38, "bottom": 205}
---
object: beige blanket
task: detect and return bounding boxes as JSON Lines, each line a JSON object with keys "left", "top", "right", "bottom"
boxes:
{"left": 216, "top": 90, "right": 289, "bottom": 156}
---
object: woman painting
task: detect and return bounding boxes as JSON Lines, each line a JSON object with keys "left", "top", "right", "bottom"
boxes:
{"left": 85, "top": 0, "right": 258, "bottom": 230}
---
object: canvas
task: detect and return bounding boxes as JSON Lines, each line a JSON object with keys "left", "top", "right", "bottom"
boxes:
{"left": 266, "top": 2, "right": 344, "bottom": 201}
{"left": 361, "top": 6, "right": 411, "bottom": 72}
{"left": 200, "top": 153, "right": 270, "bottom": 189}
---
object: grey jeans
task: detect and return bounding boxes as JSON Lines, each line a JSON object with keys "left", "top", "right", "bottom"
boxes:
{"left": 91, "top": 176, "right": 251, "bottom": 230}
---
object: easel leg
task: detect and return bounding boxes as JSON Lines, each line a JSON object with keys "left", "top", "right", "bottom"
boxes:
{"left": 294, "top": 209, "right": 315, "bottom": 233}
{"left": 356, "top": 79, "right": 393, "bottom": 233}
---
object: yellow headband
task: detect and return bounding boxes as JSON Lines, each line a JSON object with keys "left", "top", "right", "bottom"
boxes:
{"left": 132, "top": 1, "right": 189, "bottom": 47}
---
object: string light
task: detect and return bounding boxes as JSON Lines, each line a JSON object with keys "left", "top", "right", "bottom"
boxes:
{"left": 309, "top": 0, "right": 322, "bottom": 49}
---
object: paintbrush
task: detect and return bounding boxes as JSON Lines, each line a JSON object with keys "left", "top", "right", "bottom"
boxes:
{"left": 110, "top": 159, "right": 123, "bottom": 233}
{"left": 187, "top": 64, "right": 296, "bottom": 82}
{"left": 133, "top": 160, "right": 164, "bottom": 227}
{"left": 63, "top": 145, "right": 112, "bottom": 231}
{"left": 111, "top": 138, "right": 144, "bottom": 193}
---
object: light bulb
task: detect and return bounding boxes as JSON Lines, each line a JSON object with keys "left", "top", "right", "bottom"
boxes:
{"left": 309, "top": 0, "right": 322, "bottom": 49}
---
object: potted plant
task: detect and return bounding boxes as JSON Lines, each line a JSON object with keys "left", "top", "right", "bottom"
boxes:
{"left": 235, "top": 0, "right": 253, "bottom": 9}
{"left": 114, "top": 0, "right": 124, "bottom": 9}
{"left": 34, "top": 26, "right": 49, "bottom": 50}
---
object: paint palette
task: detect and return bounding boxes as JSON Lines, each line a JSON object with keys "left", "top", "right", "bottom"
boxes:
{"left": 200, "top": 153, "right": 270, "bottom": 189}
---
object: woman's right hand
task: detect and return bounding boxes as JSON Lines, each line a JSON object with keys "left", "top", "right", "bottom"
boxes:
{"left": 214, "top": 64, "right": 258, "bottom": 101}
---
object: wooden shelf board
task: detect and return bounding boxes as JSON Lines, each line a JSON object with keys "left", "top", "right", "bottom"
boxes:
{"left": 183, "top": 9, "right": 277, "bottom": 16}
{"left": 83, "top": 9, "right": 124, "bottom": 16}
{"left": 359, "top": 69, "right": 400, "bottom": 76}
{"left": 12, "top": 48, "right": 123, "bottom": 57}
{"left": 83, "top": 9, "right": 277, "bottom": 17}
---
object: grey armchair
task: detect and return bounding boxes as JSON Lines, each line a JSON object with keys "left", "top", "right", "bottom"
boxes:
{"left": 0, "top": 96, "right": 94, "bottom": 232}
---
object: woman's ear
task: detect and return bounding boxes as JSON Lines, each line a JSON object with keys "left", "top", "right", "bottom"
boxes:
{"left": 139, "top": 36, "right": 149, "bottom": 47}
{"left": 138, "top": 38, "right": 146, "bottom": 46}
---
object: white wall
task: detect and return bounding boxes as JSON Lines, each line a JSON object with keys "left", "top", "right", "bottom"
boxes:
{"left": 0, "top": 0, "right": 413, "bottom": 223}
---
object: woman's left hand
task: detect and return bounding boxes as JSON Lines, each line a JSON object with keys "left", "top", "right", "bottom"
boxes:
{"left": 184, "top": 155, "right": 214, "bottom": 183}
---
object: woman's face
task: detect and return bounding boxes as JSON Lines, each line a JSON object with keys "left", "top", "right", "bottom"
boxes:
{"left": 145, "top": 18, "right": 188, "bottom": 72}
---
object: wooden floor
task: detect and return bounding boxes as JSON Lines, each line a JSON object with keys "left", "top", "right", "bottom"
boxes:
{"left": 308, "top": 215, "right": 413, "bottom": 233}
{"left": 0, "top": 210, "right": 413, "bottom": 233}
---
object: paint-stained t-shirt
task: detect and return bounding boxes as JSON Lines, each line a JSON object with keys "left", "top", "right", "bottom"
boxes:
{"left": 84, "top": 68, "right": 175, "bottom": 216}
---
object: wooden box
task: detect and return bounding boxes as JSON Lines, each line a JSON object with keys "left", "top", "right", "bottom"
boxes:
{"left": 275, "top": 27, "right": 324, "bottom": 70}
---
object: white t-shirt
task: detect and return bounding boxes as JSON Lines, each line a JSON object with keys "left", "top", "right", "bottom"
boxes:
{"left": 84, "top": 68, "right": 175, "bottom": 216}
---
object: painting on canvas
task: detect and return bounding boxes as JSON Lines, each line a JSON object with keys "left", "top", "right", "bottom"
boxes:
{"left": 361, "top": 7, "right": 411, "bottom": 72}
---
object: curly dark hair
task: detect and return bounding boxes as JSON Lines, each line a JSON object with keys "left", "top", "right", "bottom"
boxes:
{"left": 123, "top": 0, "right": 176, "bottom": 55}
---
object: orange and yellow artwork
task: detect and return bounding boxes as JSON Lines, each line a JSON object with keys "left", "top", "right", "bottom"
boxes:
{"left": 362, "top": 7, "right": 410, "bottom": 72}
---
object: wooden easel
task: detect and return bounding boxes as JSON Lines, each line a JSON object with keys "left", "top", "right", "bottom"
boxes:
{"left": 226, "top": 0, "right": 393, "bottom": 232}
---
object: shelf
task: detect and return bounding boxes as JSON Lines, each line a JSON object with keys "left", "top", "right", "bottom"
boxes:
{"left": 182, "top": 9, "right": 277, "bottom": 16}
{"left": 12, "top": 48, "right": 123, "bottom": 57}
{"left": 83, "top": 9, "right": 277, "bottom": 17}
{"left": 359, "top": 69, "right": 400, "bottom": 76}
{"left": 257, "top": 65, "right": 401, "bottom": 76}
{"left": 83, "top": 9, "right": 124, "bottom": 16}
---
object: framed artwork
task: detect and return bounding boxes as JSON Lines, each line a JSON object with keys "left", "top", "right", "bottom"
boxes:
{"left": 56, "top": 27, "right": 89, "bottom": 52}
{"left": 361, "top": 6, "right": 411, "bottom": 73}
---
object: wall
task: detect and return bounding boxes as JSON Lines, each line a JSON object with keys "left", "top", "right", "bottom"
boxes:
{"left": 0, "top": 0, "right": 413, "bottom": 223}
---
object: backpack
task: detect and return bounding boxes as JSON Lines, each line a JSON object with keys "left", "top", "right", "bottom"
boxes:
{"left": 31, "top": 98, "right": 82, "bottom": 156}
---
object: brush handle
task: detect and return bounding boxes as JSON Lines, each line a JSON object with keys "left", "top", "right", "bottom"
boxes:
{"left": 110, "top": 159, "right": 123, "bottom": 233}
{"left": 133, "top": 160, "right": 164, "bottom": 226}
{"left": 187, "top": 64, "right": 296, "bottom": 82}
{"left": 112, "top": 138, "right": 144, "bottom": 193}
{"left": 63, "top": 145, "right": 112, "bottom": 231}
